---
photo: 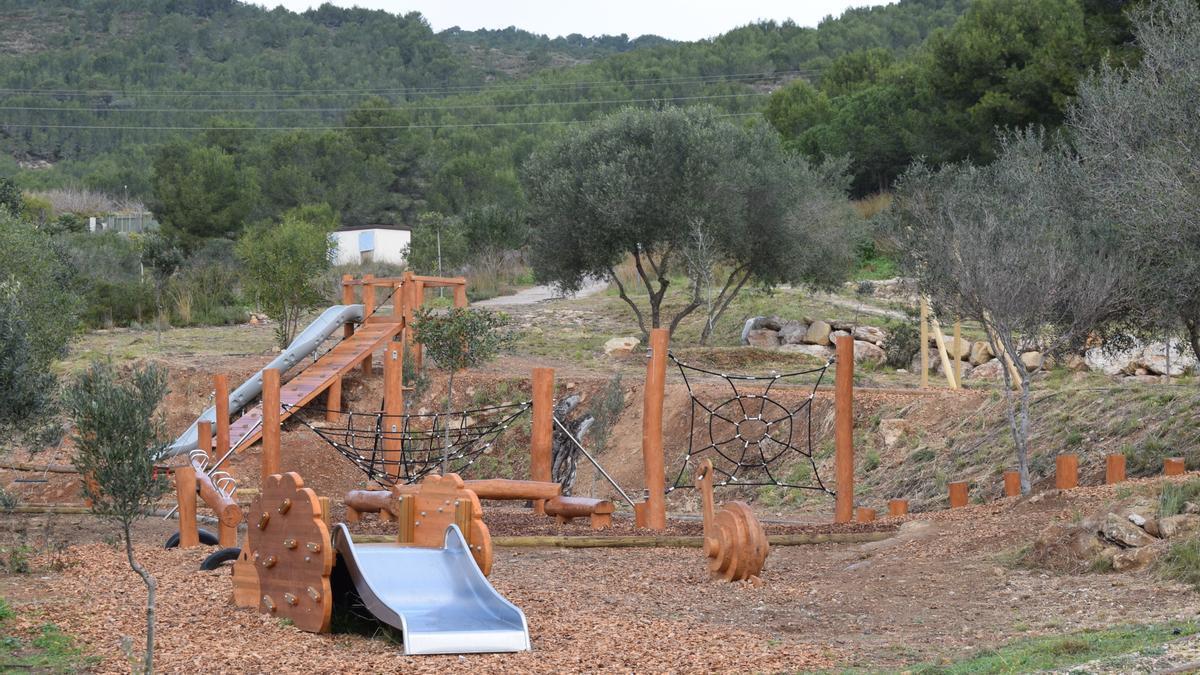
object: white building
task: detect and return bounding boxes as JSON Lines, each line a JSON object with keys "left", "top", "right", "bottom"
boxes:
{"left": 331, "top": 224, "right": 411, "bottom": 265}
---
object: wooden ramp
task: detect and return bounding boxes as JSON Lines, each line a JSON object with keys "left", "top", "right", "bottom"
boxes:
{"left": 229, "top": 321, "right": 403, "bottom": 452}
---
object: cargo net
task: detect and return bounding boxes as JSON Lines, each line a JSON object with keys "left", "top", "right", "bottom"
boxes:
{"left": 285, "top": 401, "right": 532, "bottom": 486}
{"left": 667, "top": 353, "right": 835, "bottom": 495}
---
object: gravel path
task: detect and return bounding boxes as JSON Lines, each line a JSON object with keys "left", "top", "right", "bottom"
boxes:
{"left": 473, "top": 278, "right": 608, "bottom": 307}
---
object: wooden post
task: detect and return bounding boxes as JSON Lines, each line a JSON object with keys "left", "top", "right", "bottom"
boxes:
{"left": 341, "top": 273, "right": 355, "bottom": 339}
{"left": 1105, "top": 454, "right": 1126, "bottom": 484}
{"left": 261, "top": 368, "right": 281, "bottom": 481}
{"left": 214, "top": 373, "right": 230, "bottom": 458}
{"left": 919, "top": 299, "right": 930, "bottom": 388}
{"left": 413, "top": 279, "right": 426, "bottom": 370}
{"left": 218, "top": 521, "right": 237, "bottom": 548}
{"left": 1003, "top": 470, "right": 1021, "bottom": 497}
{"left": 453, "top": 282, "right": 468, "bottom": 308}
{"left": 1055, "top": 454, "right": 1079, "bottom": 490}
{"left": 856, "top": 507, "right": 876, "bottom": 523}
{"left": 319, "top": 496, "right": 331, "bottom": 528}
{"left": 530, "top": 367, "right": 555, "bottom": 515}
{"left": 835, "top": 334, "right": 855, "bottom": 524}
{"left": 641, "top": 328, "right": 669, "bottom": 530}
{"left": 325, "top": 375, "right": 342, "bottom": 423}
{"left": 948, "top": 481, "right": 969, "bottom": 508}
{"left": 888, "top": 499, "right": 908, "bottom": 517}
{"left": 1165, "top": 457, "right": 1186, "bottom": 476}
{"left": 196, "top": 420, "right": 213, "bottom": 462}
{"left": 383, "top": 340, "right": 404, "bottom": 480}
{"left": 175, "top": 465, "right": 199, "bottom": 548}
{"left": 361, "top": 273, "right": 375, "bottom": 375}
{"left": 928, "top": 316, "right": 959, "bottom": 389}
{"left": 954, "top": 320, "right": 963, "bottom": 386}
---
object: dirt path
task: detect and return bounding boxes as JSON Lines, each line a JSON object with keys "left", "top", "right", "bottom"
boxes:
{"left": 473, "top": 278, "right": 609, "bottom": 307}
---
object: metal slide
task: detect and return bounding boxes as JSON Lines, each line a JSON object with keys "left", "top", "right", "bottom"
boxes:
{"left": 165, "top": 304, "right": 365, "bottom": 458}
{"left": 331, "top": 524, "right": 531, "bottom": 655}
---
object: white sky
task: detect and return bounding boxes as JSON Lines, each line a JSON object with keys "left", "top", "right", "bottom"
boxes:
{"left": 251, "top": 1, "right": 895, "bottom": 41}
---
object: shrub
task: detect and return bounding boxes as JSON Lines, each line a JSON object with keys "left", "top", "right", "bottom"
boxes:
{"left": 1159, "top": 536, "right": 1200, "bottom": 590}
{"left": 884, "top": 318, "right": 922, "bottom": 369}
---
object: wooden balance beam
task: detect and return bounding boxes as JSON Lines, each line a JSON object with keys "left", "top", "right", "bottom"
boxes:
{"left": 344, "top": 479, "right": 564, "bottom": 521}
{"left": 544, "top": 496, "right": 614, "bottom": 530}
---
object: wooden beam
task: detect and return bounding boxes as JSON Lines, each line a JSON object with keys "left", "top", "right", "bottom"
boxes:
{"left": 342, "top": 273, "right": 355, "bottom": 339}
{"left": 530, "top": 368, "right": 555, "bottom": 514}
{"left": 195, "top": 420, "right": 213, "bottom": 462}
{"left": 835, "top": 334, "right": 855, "bottom": 524}
{"left": 261, "top": 368, "right": 281, "bottom": 480}
{"left": 214, "top": 373, "right": 230, "bottom": 458}
{"left": 928, "top": 314, "right": 960, "bottom": 389}
{"left": 383, "top": 340, "right": 404, "bottom": 480}
{"left": 352, "top": 531, "right": 897, "bottom": 547}
{"left": 641, "top": 328, "right": 669, "bottom": 530}
{"left": 175, "top": 465, "right": 199, "bottom": 548}
{"left": 325, "top": 375, "right": 342, "bottom": 423}
{"left": 361, "top": 274, "right": 376, "bottom": 375}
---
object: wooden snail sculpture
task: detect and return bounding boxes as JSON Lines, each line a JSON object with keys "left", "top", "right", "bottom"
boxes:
{"left": 696, "top": 459, "right": 769, "bottom": 582}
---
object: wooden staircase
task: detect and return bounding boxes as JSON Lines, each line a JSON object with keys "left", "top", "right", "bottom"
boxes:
{"left": 228, "top": 320, "right": 404, "bottom": 452}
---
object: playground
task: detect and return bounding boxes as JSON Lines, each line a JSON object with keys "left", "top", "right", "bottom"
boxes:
{"left": 3, "top": 273, "right": 1200, "bottom": 672}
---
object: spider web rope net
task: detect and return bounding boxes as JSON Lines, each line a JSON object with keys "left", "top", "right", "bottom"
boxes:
{"left": 666, "top": 352, "right": 835, "bottom": 495}
{"left": 284, "top": 400, "right": 532, "bottom": 486}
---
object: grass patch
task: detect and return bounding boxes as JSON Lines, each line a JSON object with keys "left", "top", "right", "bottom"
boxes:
{"left": 1159, "top": 478, "right": 1200, "bottom": 518}
{"left": 907, "top": 621, "right": 1197, "bottom": 674}
{"left": 0, "top": 599, "right": 93, "bottom": 673}
{"left": 1158, "top": 537, "right": 1200, "bottom": 590}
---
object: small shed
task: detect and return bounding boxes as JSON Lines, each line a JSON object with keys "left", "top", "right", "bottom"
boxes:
{"left": 331, "top": 224, "right": 411, "bottom": 265}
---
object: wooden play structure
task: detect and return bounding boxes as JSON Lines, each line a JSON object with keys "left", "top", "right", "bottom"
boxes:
{"left": 696, "top": 459, "right": 769, "bottom": 582}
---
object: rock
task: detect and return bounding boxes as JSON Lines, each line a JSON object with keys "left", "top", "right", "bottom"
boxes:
{"left": 1028, "top": 521, "right": 1106, "bottom": 571}
{"left": 942, "top": 336, "right": 972, "bottom": 360}
{"left": 1112, "top": 543, "right": 1165, "bottom": 571}
{"left": 1185, "top": 502, "right": 1200, "bottom": 515}
{"left": 1125, "top": 374, "right": 1162, "bottom": 385}
{"left": 1134, "top": 367, "right": 1148, "bottom": 376}
{"left": 1157, "top": 514, "right": 1200, "bottom": 539}
{"left": 830, "top": 329, "right": 851, "bottom": 343}
{"left": 803, "top": 320, "right": 832, "bottom": 346}
{"left": 1065, "top": 354, "right": 1089, "bottom": 372}
{"left": 761, "top": 315, "right": 785, "bottom": 331}
{"left": 741, "top": 317, "right": 769, "bottom": 344}
{"left": 1086, "top": 337, "right": 1198, "bottom": 376}
{"left": 878, "top": 419, "right": 911, "bottom": 448}
{"left": 249, "top": 315, "right": 260, "bottom": 325}
{"left": 853, "top": 340, "right": 886, "bottom": 366}
{"left": 779, "top": 321, "right": 808, "bottom": 345}
{"left": 852, "top": 325, "right": 887, "bottom": 345}
{"left": 967, "top": 359, "right": 1005, "bottom": 380}
{"left": 830, "top": 320, "right": 856, "bottom": 332}
{"left": 778, "top": 343, "right": 834, "bottom": 360}
{"left": 968, "top": 341, "right": 994, "bottom": 365}
{"left": 1100, "top": 512, "right": 1159, "bottom": 548}
{"left": 1128, "top": 513, "right": 1147, "bottom": 527}
{"left": 603, "top": 336, "right": 640, "bottom": 356}
{"left": 1144, "top": 519, "right": 1162, "bottom": 537}
{"left": 1142, "top": 352, "right": 1188, "bottom": 377}
{"left": 746, "top": 329, "right": 781, "bottom": 349}
{"left": 1019, "top": 351, "right": 1045, "bottom": 371}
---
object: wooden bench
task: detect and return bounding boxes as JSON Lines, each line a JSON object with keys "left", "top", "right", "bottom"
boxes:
{"left": 544, "top": 496, "right": 615, "bottom": 530}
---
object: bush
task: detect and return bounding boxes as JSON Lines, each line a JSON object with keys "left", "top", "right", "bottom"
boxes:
{"left": 1159, "top": 536, "right": 1200, "bottom": 590}
{"left": 884, "top": 317, "right": 922, "bottom": 369}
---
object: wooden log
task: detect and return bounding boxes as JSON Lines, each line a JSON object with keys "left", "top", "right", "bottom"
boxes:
{"left": 194, "top": 466, "right": 242, "bottom": 527}
{"left": 352, "top": 531, "right": 898, "bottom": 547}
{"left": 834, "top": 335, "right": 855, "bottom": 524}
{"left": 1165, "top": 457, "right": 1186, "bottom": 476}
{"left": 214, "top": 373, "right": 230, "bottom": 458}
{"left": 0, "top": 462, "right": 78, "bottom": 474}
{"left": 1055, "top": 454, "right": 1079, "bottom": 490}
{"left": 1003, "top": 470, "right": 1021, "bottom": 497}
{"left": 856, "top": 507, "right": 876, "bottom": 523}
{"left": 928, "top": 315, "right": 960, "bottom": 389}
{"left": 261, "top": 368, "right": 281, "bottom": 480}
{"left": 175, "top": 465, "right": 199, "bottom": 548}
{"left": 463, "top": 479, "right": 561, "bottom": 501}
{"left": 544, "top": 496, "right": 614, "bottom": 521}
{"left": 1105, "top": 454, "right": 1126, "bottom": 484}
{"left": 383, "top": 340, "right": 404, "bottom": 480}
{"left": 341, "top": 274, "right": 355, "bottom": 339}
{"left": 344, "top": 489, "right": 393, "bottom": 514}
{"left": 948, "top": 481, "right": 969, "bottom": 508}
{"left": 640, "top": 328, "right": 669, "bottom": 531}
{"left": 530, "top": 368, "right": 554, "bottom": 514}
{"left": 888, "top": 499, "right": 908, "bottom": 517}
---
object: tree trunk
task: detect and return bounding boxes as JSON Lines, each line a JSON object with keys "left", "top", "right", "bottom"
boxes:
{"left": 441, "top": 369, "right": 455, "bottom": 475}
{"left": 608, "top": 267, "right": 648, "bottom": 339}
{"left": 123, "top": 522, "right": 156, "bottom": 675}
{"left": 1184, "top": 315, "right": 1200, "bottom": 364}
{"left": 698, "top": 266, "right": 751, "bottom": 345}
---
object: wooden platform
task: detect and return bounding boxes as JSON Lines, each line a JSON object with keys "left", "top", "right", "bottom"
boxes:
{"left": 229, "top": 321, "right": 404, "bottom": 452}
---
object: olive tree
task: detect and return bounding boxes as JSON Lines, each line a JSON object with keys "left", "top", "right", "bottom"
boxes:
{"left": 1068, "top": 0, "right": 1200, "bottom": 359}
{"left": 64, "top": 362, "right": 171, "bottom": 674}
{"left": 524, "top": 106, "right": 857, "bottom": 340}
{"left": 894, "top": 130, "right": 1126, "bottom": 493}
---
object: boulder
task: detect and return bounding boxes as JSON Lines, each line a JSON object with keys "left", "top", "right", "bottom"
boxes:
{"left": 969, "top": 341, "right": 994, "bottom": 365}
{"left": 1019, "top": 351, "right": 1045, "bottom": 371}
{"left": 1112, "top": 543, "right": 1165, "bottom": 571}
{"left": 830, "top": 329, "right": 851, "bottom": 343}
{"left": 967, "top": 359, "right": 1005, "bottom": 380}
{"left": 1185, "top": 502, "right": 1200, "bottom": 515}
{"left": 853, "top": 340, "right": 886, "bottom": 366}
{"left": 746, "top": 329, "right": 781, "bottom": 350}
{"left": 1027, "top": 521, "right": 1106, "bottom": 571}
{"left": 761, "top": 315, "right": 785, "bottom": 331}
{"left": 778, "top": 343, "right": 834, "bottom": 360}
{"left": 803, "top": 320, "right": 833, "bottom": 346}
{"left": 852, "top": 325, "right": 887, "bottom": 345}
{"left": 603, "top": 336, "right": 640, "bottom": 357}
{"left": 1064, "top": 354, "right": 1090, "bottom": 372}
{"left": 1157, "top": 514, "right": 1200, "bottom": 539}
{"left": 1125, "top": 374, "right": 1163, "bottom": 385}
{"left": 878, "top": 418, "right": 911, "bottom": 448}
{"left": 830, "top": 320, "right": 856, "bottom": 332}
{"left": 779, "top": 321, "right": 808, "bottom": 345}
{"left": 1100, "top": 512, "right": 1159, "bottom": 548}
{"left": 1142, "top": 352, "right": 1189, "bottom": 377}
{"left": 942, "top": 336, "right": 972, "bottom": 360}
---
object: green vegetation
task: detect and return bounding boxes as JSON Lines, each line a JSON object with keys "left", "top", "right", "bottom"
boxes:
{"left": 907, "top": 622, "right": 1197, "bottom": 674}
{"left": 1159, "top": 479, "right": 1200, "bottom": 518}
{"left": 0, "top": 606, "right": 91, "bottom": 674}
{"left": 1159, "top": 537, "right": 1200, "bottom": 590}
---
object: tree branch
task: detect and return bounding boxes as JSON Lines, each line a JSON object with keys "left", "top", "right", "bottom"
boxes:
{"left": 608, "top": 266, "right": 648, "bottom": 338}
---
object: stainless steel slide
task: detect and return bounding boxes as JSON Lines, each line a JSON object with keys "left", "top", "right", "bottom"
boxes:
{"left": 331, "top": 523, "right": 531, "bottom": 655}
{"left": 165, "top": 304, "right": 365, "bottom": 458}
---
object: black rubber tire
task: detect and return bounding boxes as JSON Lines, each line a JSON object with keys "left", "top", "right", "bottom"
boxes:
{"left": 164, "top": 528, "right": 219, "bottom": 549}
{"left": 200, "top": 547, "right": 242, "bottom": 571}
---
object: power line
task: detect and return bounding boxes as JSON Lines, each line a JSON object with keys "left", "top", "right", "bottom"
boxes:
{"left": 0, "top": 91, "right": 770, "bottom": 115}
{"left": 0, "top": 69, "right": 818, "bottom": 99}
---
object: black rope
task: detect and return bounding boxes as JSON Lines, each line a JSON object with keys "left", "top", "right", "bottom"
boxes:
{"left": 666, "top": 353, "right": 835, "bottom": 496}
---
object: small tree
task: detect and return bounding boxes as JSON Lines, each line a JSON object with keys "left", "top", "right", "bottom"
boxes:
{"left": 412, "top": 307, "right": 512, "bottom": 474}
{"left": 894, "top": 130, "right": 1126, "bottom": 493}
{"left": 236, "top": 204, "right": 337, "bottom": 348}
{"left": 139, "top": 232, "right": 182, "bottom": 343}
{"left": 63, "top": 362, "right": 170, "bottom": 674}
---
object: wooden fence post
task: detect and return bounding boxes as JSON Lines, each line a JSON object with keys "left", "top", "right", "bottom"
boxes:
{"left": 453, "top": 281, "right": 468, "bottom": 308}
{"left": 1055, "top": 454, "right": 1079, "bottom": 490}
{"left": 261, "top": 368, "right": 281, "bottom": 481}
{"left": 175, "top": 465, "right": 199, "bottom": 548}
{"left": 196, "top": 420, "right": 213, "bottom": 462}
{"left": 856, "top": 507, "right": 876, "bottom": 523}
{"left": 948, "top": 481, "right": 969, "bottom": 508}
{"left": 640, "top": 328, "right": 669, "bottom": 530}
{"left": 888, "top": 499, "right": 908, "bottom": 517}
{"left": 531, "top": 368, "right": 555, "bottom": 515}
{"left": 342, "top": 273, "right": 355, "bottom": 339}
{"left": 1165, "top": 457, "right": 1186, "bottom": 476}
{"left": 326, "top": 375, "right": 342, "bottom": 423}
{"left": 214, "top": 373, "right": 230, "bottom": 457}
{"left": 319, "top": 496, "right": 331, "bottom": 529}
{"left": 383, "top": 340, "right": 404, "bottom": 480}
{"left": 1003, "top": 470, "right": 1021, "bottom": 497}
{"left": 1105, "top": 454, "right": 1126, "bottom": 484}
{"left": 361, "top": 273, "right": 375, "bottom": 375}
{"left": 835, "top": 335, "right": 855, "bottom": 524}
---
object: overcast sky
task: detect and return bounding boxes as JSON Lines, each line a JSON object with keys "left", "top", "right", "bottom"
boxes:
{"left": 252, "top": 1, "right": 895, "bottom": 41}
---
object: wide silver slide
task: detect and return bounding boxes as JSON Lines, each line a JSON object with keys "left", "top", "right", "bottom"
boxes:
{"left": 330, "top": 523, "right": 531, "bottom": 655}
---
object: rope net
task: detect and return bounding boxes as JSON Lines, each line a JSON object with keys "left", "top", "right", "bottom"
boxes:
{"left": 667, "top": 352, "right": 835, "bottom": 495}
{"left": 285, "top": 401, "right": 532, "bottom": 486}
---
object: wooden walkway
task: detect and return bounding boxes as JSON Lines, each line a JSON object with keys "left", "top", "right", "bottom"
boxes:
{"left": 228, "top": 321, "right": 404, "bottom": 452}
